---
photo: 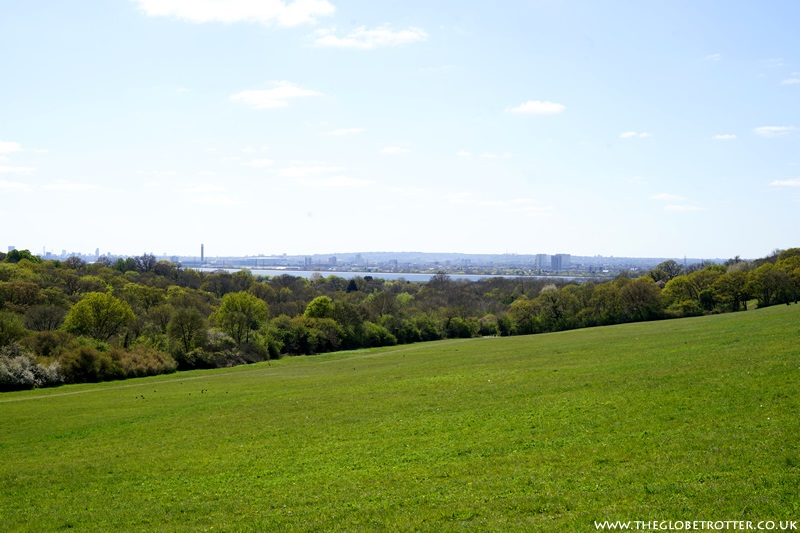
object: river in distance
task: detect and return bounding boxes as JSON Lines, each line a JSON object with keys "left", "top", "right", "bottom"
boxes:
{"left": 194, "top": 267, "right": 585, "bottom": 283}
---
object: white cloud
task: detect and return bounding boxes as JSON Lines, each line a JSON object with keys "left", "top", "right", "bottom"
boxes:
{"left": 0, "top": 141, "right": 22, "bottom": 154}
{"left": 192, "top": 194, "right": 239, "bottom": 206}
{"left": 479, "top": 152, "right": 512, "bottom": 159}
{"left": 445, "top": 192, "right": 552, "bottom": 215}
{"left": 770, "top": 177, "right": 800, "bottom": 187}
{"left": 0, "top": 165, "right": 36, "bottom": 175}
{"left": 506, "top": 100, "right": 565, "bottom": 115}
{"left": 0, "top": 156, "right": 7, "bottom": 163}
{"left": 278, "top": 164, "right": 345, "bottom": 177}
{"left": 175, "top": 87, "right": 190, "bottom": 94}
{"left": 764, "top": 58, "right": 785, "bottom": 68}
{"left": 45, "top": 181, "right": 97, "bottom": 191}
{"left": 781, "top": 78, "right": 800, "bottom": 85}
{"left": 248, "top": 158, "right": 275, "bottom": 168}
{"left": 184, "top": 183, "right": 227, "bottom": 193}
{"left": 456, "top": 150, "right": 472, "bottom": 157}
{"left": 324, "top": 128, "right": 365, "bottom": 136}
{"left": 650, "top": 193, "right": 685, "bottom": 202}
{"left": 704, "top": 53, "right": 721, "bottom": 61}
{"left": 313, "top": 25, "right": 428, "bottom": 49}
{"left": 380, "top": 146, "right": 410, "bottom": 155}
{"left": 711, "top": 134, "right": 736, "bottom": 140}
{"left": 391, "top": 186, "right": 428, "bottom": 196}
{"left": 241, "top": 145, "right": 269, "bottom": 153}
{"left": 133, "top": 0, "right": 335, "bottom": 27}
{"left": 298, "top": 176, "right": 374, "bottom": 187}
{"left": 137, "top": 170, "right": 178, "bottom": 177}
{"left": 230, "top": 82, "right": 321, "bottom": 109}
{"left": 628, "top": 176, "right": 648, "bottom": 185}
{"left": 620, "top": 131, "right": 652, "bottom": 139}
{"left": 0, "top": 179, "right": 32, "bottom": 192}
{"left": 664, "top": 204, "right": 704, "bottom": 212}
{"left": 754, "top": 126, "right": 798, "bottom": 138}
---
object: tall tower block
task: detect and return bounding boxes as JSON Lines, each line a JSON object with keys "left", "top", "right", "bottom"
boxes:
{"left": 201, "top": 244, "right": 204, "bottom": 263}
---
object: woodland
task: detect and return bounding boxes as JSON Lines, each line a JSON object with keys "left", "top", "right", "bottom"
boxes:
{"left": 1, "top": 247, "right": 798, "bottom": 391}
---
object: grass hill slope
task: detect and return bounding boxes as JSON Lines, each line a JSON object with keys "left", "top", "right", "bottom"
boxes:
{"left": 1, "top": 305, "right": 799, "bottom": 531}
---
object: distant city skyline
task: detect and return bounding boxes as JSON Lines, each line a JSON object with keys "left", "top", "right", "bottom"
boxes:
{"left": 2, "top": 1, "right": 798, "bottom": 259}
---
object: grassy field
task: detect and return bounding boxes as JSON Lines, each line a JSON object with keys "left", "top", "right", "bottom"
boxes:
{"left": 2, "top": 305, "right": 799, "bottom": 531}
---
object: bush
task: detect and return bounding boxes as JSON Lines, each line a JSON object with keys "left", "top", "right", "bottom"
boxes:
{"left": 58, "top": 345, "right": 122, "bottom": 383}
{"left": 0, "top": 311, "right": 27, "bottom": 347}
{"left": 110, "top": 345, "right": 177, "bottom": 378}
{"left": 21, "top": 330, "right": 79, "bottom": 358}
{"left": 362, "top": 321, "right": 397, "bottom": 348}
{"left": 0, "top": 343, "right": 63, "bottom": 391}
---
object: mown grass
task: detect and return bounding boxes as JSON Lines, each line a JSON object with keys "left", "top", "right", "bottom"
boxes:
{"left": 2, "top": 305, "right": 799, "bottom": 531}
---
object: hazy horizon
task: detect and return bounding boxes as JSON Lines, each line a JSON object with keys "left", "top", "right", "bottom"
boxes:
{"left": 2, "top": 1, "right": 798, "bottom": 259}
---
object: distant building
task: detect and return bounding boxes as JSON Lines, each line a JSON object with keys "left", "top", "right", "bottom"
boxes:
{"left": 551, "top": 254, "right": 571, "bottom": 271}
{"left": 7, "top": 246, "right": 15, "bottom": 252}
{"left": 534, "top": 254, "right": 549, "bottom": 270}
{"left": 329, "top": 256, "right": 337, "bottom": 266}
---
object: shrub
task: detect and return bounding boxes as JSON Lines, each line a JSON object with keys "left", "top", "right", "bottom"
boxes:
{"left": 0, "top": 343, "right": 63, "bottom": 391}
{"left": 58, "top": 345, "right": 122, "bottom": 383}
{"left": 362, "top": 321, "right": 397, "bottom": 348}
{"left": 0, "top": 311, "right": 27, "bottom": 347}
{"left": 20, "top": 330, "right": 79, "bottom": 358}
{"left": 110, "top": 345, "right": 177, "bottom": 378}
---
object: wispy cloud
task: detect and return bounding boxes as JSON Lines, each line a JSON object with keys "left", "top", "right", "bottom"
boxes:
{"left": 230, "top": 81, "right": 321, "bottom": 109}
{"left": 0, "top": 165, "right": 36, "bottom": 175}
{"left": 241, "top": 145, "right": 269, "bottom": 153}
{"left": 132, "top": 0, "right": 335, "bottom": 27}
{"left": 313, "top": 25, "right": 428, "bottom": 49}
{"left": 278, "top": 164, "right": 345, "bottom": 177}
{"left": 380, "top": 146, "right": 410, "bottom": 155}
{"left": 456, "top": 150, "right": 472, "bottom": 157}
{"left": 764, "top": 58, "right": 785, "bottom": 68}
{"left": 754, "top": 126, "right": 798, "bottom": 138}
{"left": 711, "top": 134, "right": 737, "bottom": 140}
{"left": 0, "top": 141, "right": 22, "bottom": 154}
{"left": 391, "top": 186, "right": 428, "bottom": 196}
{"left": 704, "top": 53, "right": 721, "bottom": 61}
{"left": 781, "top": 78, "right": 800, "bottom": 85}
{"left": 298, "top": 176, "right": 374, "bottom": 187}
{"left": 479, "top": 152, "right": 512, "bottom": 159}
{"left": 184, "top": 183, "right": 226, "bottom": 194}
{"left": 248, "top": 159, "right": 275, "bottom": 168}
{"left": 324, "top": 127, "right": 365, "bottom": 136}
{"left": 620, "top": 131, "right": 652, "bottom": 139}
{"left": 664, "top": 204, "right": 704, "bottom": 212}
{"left": 650, "top": 192, "right": 702, "bottom": 212}
{"left": 770, "top": 177, "right": 800, "bottom": 187}
{"left": 445, "top": 193, "right": 553, "bottom": 215}
{"left": 183, "top": 183, "right": 238, "bottom": 205}
{"left": 0, "top": 179, "right": 32, "bottom": 192}
{"left": 506, "top": 100, "right": 565, "bottom": 115}
{"left": 650, "top": 193, "right": 685, "bottom": 202}
{"left": 44, "top": 181, "right": 97, "bottom": 191}
{"left": 137, "top": 170, "right": 178, "bottom": 177}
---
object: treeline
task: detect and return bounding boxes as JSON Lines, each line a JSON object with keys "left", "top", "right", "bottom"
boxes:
{"left": 1, "top": 248, "right": 799, "bottom": 391}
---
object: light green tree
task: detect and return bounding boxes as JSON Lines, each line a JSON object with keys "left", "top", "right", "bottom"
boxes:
{"left": 304, "top": 295, "right": 334, "bottom": 319}
{"left": 214, "top": 291, "right": 269, "bottom": 344}
{"left": 63, "top": 292, "right": 135, "bottom": 341}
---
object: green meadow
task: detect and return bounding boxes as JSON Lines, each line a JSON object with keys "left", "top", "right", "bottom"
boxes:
{"left": 2, "top": 305, "right": 799, "bottom": 531}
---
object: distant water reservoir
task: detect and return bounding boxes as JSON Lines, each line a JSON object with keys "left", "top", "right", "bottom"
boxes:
{"left": 194, "top": 267, "right": 586, "bottom": 283}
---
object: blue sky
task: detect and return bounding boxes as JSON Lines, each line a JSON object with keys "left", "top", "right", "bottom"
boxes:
{"left": 1, "top": 1, "right": 798, "bottom": 259}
